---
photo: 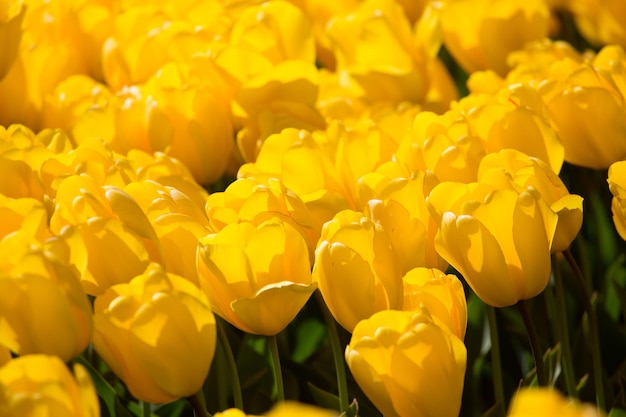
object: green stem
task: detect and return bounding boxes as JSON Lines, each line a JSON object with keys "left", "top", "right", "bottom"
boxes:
{"left": 563, "top": 249, "right": 606, "bottom": 410}
{"left": 517, "top": 299, "right": 547, "bottom": 386}
{"left": 216, "top": 319, "right": 244, "bottom": 410}
{"left": 552, "top": 254, "right": 578, "bottom": 398}
{"left": 486, "top": 305, "right": 505, "bottom": 416}
{"left": 187, "top": 391, "right": 212, "bottom": 417}
{"left": 142, "top": 401, "right": 151, "bottom": 417}
{"left": 316, "top": 291, "right": 351, "bottom": 415}
{"left": 268, "top": 335, "right": 285, "bottom": 402}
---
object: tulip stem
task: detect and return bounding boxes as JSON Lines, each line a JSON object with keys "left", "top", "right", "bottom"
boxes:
{"left": 216, "top": 319, "right": 244, "bottom": 410}
{"left": 486, "top": 305, "right": 505, "bottom": 416}
{"left": 316, "top": 292, "right": 351, "bottom": 415}
{"left": 563, "top": 249, "right": 606, "bottom": 410}
{"left": 552, "top": 253, "right": 578, "bottom": 398}
{"left": 268, "top": 335, "right": 285, "bottom": 402}
{"left": 516, "top": 299, "right": 547, "bottom": 386}
{"left": 142, "top": 401, "right": 151, "bottom": 417}
{"left": 188, "top": 391, "right": 212, "bottom": 417}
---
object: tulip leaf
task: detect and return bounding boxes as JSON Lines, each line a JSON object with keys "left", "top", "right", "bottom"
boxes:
{"left": 291, "top": 318, "right": 326, "bottom": 363}
{"left": 610, "top": 409, "right": 626, "bottom": 417}
{"left": 480, "top": 402, "right": 504, "bottom": 417}
{"left": 307, "top": 382, "right": 340, "bottom": 411}
{"left": 611, "top": 276, "right": 626, "bottom": 324}
{"left": 154, "top": 400, "right": 186, "bottom": 417}
{"left": 74, "top": 356, "right": 118, "bottom": 417}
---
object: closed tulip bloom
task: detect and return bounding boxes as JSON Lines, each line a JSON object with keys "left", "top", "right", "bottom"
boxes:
{"left": 454, "top": 84, "right": 564, "bottom": 174}
{"left": 326, "top": 0, "right": 430, "bottom": 104}
{"left": 346, "top": 308, "right": 466, "bottom": 417}
{"left": 539, "top": 45, "right": 626, "bottom": 169}
{"left": 312, "top": 209, "right": 403, "bottom": 332}
{"left": 507, "top": 388, "right": 606, "bottom": 417}
{"left": 403, "top": 267, "right": 467, "bottom": 340}
{"left": 0, "top": 233, "right": 92, "bottom": 362}
{"left": 197, "top": 217, "right": 315, "bottom": 335}
{"left": 428, "top": 182, "right": 558, "bottom": 307}
{"left": 265, "top": 402, "right": 339, "bottom": 417}
{"left": 0, "top": 355, "right": 100, "bottom": 417}
{"left": 357, "top": 161, "right": 445, "bottom": 274}
{"left": 394, "top": 110, "right": 487, "bottom": 183}
{"left": 440, "top": 0, "right": 550, "bottom": 75}
{"left": 93, "top": 263, "right": 216, "bottom": 404}
{"left": 478, "top": 149, "right": 583, "bottom": 252}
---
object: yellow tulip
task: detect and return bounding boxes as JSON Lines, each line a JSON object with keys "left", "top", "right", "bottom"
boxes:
{"left": 238, "top": 128, "right": 352, "bottom": 232}
{"left": 454, "top": 84, "right": 564, "bottom": 173}
{"left": 395, "top": 110, "right": 487, "bottom": 183}
{"left": 440, "top": 0, "right": 550, "bottom": 75}
{"left": 427, "top": 181, "right": 558, "bottom": 307}
{"left": 608, "top": 160, "right": 626, "bottom": 241}
{"left": 570, "top": 0, "right": 626, "bottom": 49}
{"left": 0, "top": 0, "right": 24, "bottom": 81}
{"left": 0, "top": 233, "right": 92, "bottom": 362}
{"left": 0, "top": 355, "right": 100, "bottom": 417}
{"left": 345, "top": 308, "right": 466, "bottom": 417}
{"left": 229, "top": 1, "right": 315, "bottom": 65}
{"left": 402, "top": 267, "right": 467, "bottom": 340}
{"left": 326, "top": 0, "right": 430, "bottom": 104}
{"left": 478, "top": 149, "right": 583, "bottom": 252}
{"left": 205, "top": 176, "right": 319, "bottom": 259}
{"left": 312, "top": 209, "right": 403, "bottom": 332}
{"left": 93, "top": 263, "right": 216, "bottom": 404}
{"left": 507, "top": 388, "right": 606, "bottom": 417}
{"left": 197, "top": 217, "right": 315, "bottom": 336}
{"left": 539, "top": 45, "right": 626, "bottom": 169}
{"left": 357, "top": 161, "right": 445, "bottom": 274}
{"left": 265, "top": 402, "right": 338, "bottom": 417}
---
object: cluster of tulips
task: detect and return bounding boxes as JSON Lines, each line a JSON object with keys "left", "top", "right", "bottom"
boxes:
{"left": 1, "top": 0, "right": 626, "bottom": 416}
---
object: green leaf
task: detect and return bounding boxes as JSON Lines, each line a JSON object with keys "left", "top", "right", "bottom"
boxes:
{"left": 308, "top": 382, "right": 340, "bottom": 411}
{"left": 291, "top": 318, "right": 326, "bottom": 364}
{"left": 609, "top": 408, "right": 626, "bottom": 417}
{"left": 481, "top": 402, "right": 505, "bottom": 417}
{"left": 155, "top": 400, "right": 186, "bottom": 417}
{"left": 74, "top": 356, "right": 118, "bottom": 417}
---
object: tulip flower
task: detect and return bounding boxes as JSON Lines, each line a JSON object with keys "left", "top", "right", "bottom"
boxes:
{"left": 454, "top": 84, "right": 564, "bottom": 173}
{"left": 0, "top": 0, "right": 24, "bottom": 81}
{"left": 539, "top": 45, "right": 626, "bottom": 169}
{"left": 0, "top": 233, "right": 93, "bottom": 362}
{"left": 608, "top": 160, "right": 626, "bottom": 241}
{"left": 345, "top": 308, "right": 466, "bottom": 417}
{"left": 205, "top": 176, "right": 319, "bottom": 258}
{"left": 0, "top": 355, "right": 100, "bottom": 417}
{"left": 312, "top": 209, "right": 403, "bottom": 332}
{"left": 507, "top": 388, "right": 606, "bottom": 417}
{"left": 357, "top": 161, "right": 445, "bottom": 274}
{"left": 569, "top": 0, "right": 626, "bottom": 49}
{"left": 93, "top": 263, "right": 216, "bottom": 404}
{"left": 440, "top": 0, "right": 550, "bottom": 75}
{"left": 402, "top": 267, "right": 467, "bottom": 340}
{"left": 197, "top": 217, "right": 316, "bottom": 336}
{"left": 428, "top": 181, "right": 558, "bottom": 307}
{"left": 394, "top": 110, "right": 487, "bottom": 183}
{"left": 478, "top": 149, "right": 583, "bottom": 252}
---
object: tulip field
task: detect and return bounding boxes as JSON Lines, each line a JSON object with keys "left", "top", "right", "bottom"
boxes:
{"left": 2, "top": 0, "right": 626, "bottom": 416}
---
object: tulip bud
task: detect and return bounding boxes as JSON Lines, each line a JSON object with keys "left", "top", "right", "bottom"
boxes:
{"left": 197, "top": 217, "right": 316, "bottom": 336}
{"left": 93, "top": 263, "right": 216, "bottom": 404}
{"left": 312, "top": 209, "right": 403, "bottom": 332}
{"left": 608, "top": 160, "right": 626, "bottom": 241}
{"left": 0, "top": 355, "right": 100, "bottom": 417}
{"left": 346, "top": 308, "right": 466, "bottom": 417}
